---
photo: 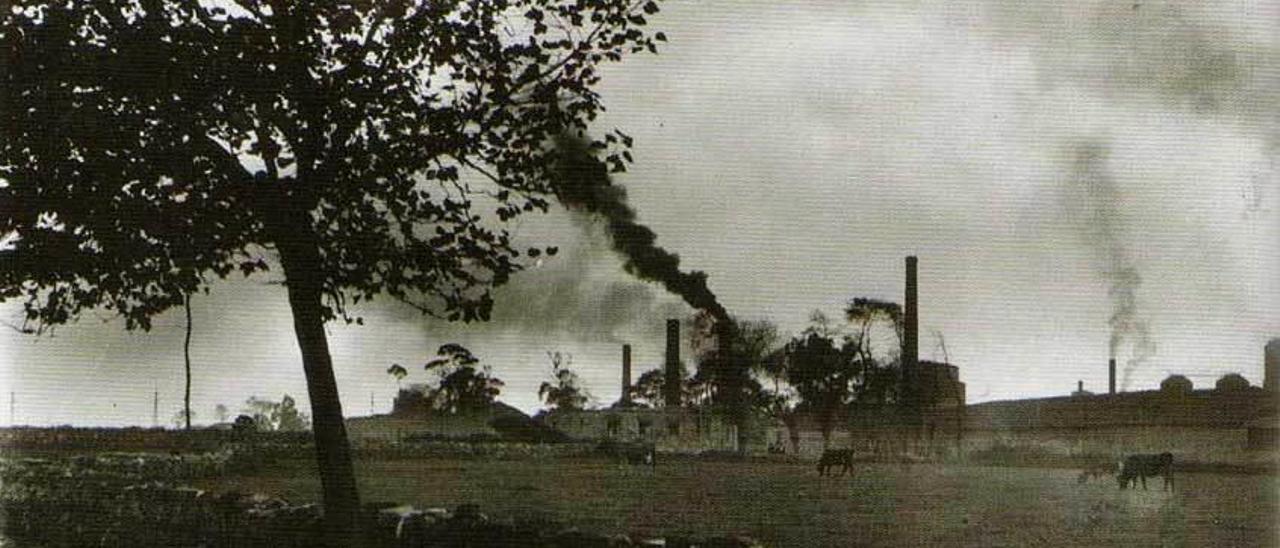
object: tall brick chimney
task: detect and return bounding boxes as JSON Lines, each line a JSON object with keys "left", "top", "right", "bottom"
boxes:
{"left": 1265, "top": 339, "right": 1279, "bottom": 393}
{"left": 1109, "top": 358, "right": 1116, "bottom": 394}
{"left": 903, "top": 256, "right": 919, "bottom": 408}
{"left": 621, "top": 344, "right": 632, "bottom": 404}
{"left": 664, "top": 319, "right": 681, "bottom": 408}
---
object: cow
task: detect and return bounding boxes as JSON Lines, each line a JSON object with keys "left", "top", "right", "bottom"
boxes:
{"left": 1077, "top": 460, "right": 1117, "bottom": 484}
{"left": 1117, "top": 452, "right": 1174, "bottom": 491}
{"left": 816, "top": 449, "right": 854, "bottom": 477}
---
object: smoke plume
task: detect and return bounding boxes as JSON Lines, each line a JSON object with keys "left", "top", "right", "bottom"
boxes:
{"left": 552, "top": 135, "right": 730, "bottom": 325}
{"left": 1065, "top": 141, "right": 1157, "bottom": 390}
{"left": 552, "top": 135, "right": 747, "bottom": 416}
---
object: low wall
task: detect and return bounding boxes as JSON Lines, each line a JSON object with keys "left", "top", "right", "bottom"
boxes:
{"left": 962, "top": 425, "right": 1278, "bottom": 467}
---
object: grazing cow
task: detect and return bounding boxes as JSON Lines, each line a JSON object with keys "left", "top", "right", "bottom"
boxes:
{"left": 1117, "top": 452, "right": 1174, "bottom": 491}
{"left": 816, "top": 449, "right": 854, "bottom": 477}
{"left": 1077, "top": 460, "right": 1117, "bottom": 484}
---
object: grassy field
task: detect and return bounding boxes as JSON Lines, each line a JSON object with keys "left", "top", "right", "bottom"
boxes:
{"left": 194, "top": 457, "right": 1279, "bottom": 547}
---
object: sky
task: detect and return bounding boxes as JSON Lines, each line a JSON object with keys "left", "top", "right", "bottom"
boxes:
{"left": 2, "top": 0, "right": 1277, "bottom": 426}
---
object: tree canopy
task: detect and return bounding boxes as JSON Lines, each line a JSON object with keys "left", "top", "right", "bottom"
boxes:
{"left": 0, "top": 0, "right": 664, "bottom": 330}
{"left": 422, "top": 343, "right": 504, "bottom": 414}
{"left": 539, "top": 350, "right": 591, "bottom": 411}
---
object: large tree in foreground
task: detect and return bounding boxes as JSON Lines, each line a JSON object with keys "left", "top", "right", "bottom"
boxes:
{"left": 0, "top": 1, "right": 663, "bottom": 543}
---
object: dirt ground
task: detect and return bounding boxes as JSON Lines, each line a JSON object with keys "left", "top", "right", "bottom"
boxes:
{"left": 197, "top": 458, "right": 1279, "bottom": 547}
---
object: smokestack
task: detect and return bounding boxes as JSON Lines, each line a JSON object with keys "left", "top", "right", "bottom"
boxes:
{"left": 622, "top": 344, "right": 633, "bottom": 404}
{"left": 1109, "top": 358, "right": 1117, "bottom": 394}
{"left": 1078, "top": 380, "right": 1083, "bottom": 394}
{"left": 1266, "top": 339, "right": 1280, "bottom": 393}
{"left": 903, "top": 256, "right": 919, "bottom": 407}
{"left": 665, "top": 319, "right": 681, "bottom": 408}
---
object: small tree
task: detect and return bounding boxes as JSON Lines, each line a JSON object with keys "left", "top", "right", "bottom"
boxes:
{"left": 785, "top": 323, "right": 858, "bottom": 445}
{"left": 629, "top": 369, "right": 667, "bottom": 408}
{"left": 423, "top": 344, "right": 504, "bottom": 414}
{"left": 627, "top": 364, "right": 700, "bottom": 409}
{"left": 539, "top": 351, "right": 591, "bottom": 411}
{"left": 171, "top": 408, "right": 196, "bottom": 429}
{"left": 845, "top": 298, "right": 903, "bottom": 402}
{"left": 243, "top": 394, "right": 310, "bottom": 431}
{"left": 386, "top": 364, "right": 408, "bottom": 389}
{"left": 213, "top": 404, "right": 229, "bottom": 423}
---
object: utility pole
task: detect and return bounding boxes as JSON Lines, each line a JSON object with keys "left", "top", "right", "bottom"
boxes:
{"left": 369, "top": 391, "right": 374, "bottom": 415}
{"left": 9, "top": 391, "right": 14, "bottom": 426}
{"left": 152, "top": 388, "right": 159, "bottom": 428}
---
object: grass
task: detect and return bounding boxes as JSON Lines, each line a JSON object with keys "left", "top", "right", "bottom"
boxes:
{"left": 194, "top": 457, "right": 1280, "bottom": 547}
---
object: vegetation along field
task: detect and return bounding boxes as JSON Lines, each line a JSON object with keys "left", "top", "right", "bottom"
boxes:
{"left": 195, "top": 457, "right": 1278, "bottom": 547}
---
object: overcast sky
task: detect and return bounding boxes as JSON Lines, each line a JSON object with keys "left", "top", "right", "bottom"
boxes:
{"left": 3, "top": 0, "right": 1277, "bottom": 426}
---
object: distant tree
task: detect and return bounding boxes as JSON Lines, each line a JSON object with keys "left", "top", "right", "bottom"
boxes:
{"left": 0, "top": 1, "right": 665, "bottom": 540}
{"left": 845, "top": 298, "right": 903, "bottom": 402}
{"left": 213, "top": 404, "right": 229, "bottom": 423}
{"left": 171, "top": 408, "right": 196, "bottom": 429}
{"left": 243, "top": 394, "right": 310, "bottom": 432}
{"left": 627, "top": 364, "right": 700, "bottom": 409}
{"left": 931, "top": 329, "right": 951, "bottom": 364}
{"left": 629, "top": 369, "right": 667, "bottom": 408}
{"left": 539, "top": 351, "right": 591, "bottom": 412}
{"left": 784, "top": 324, "right": 858, "bottom": 444}
{"left": 386, "top": 364, "right": 408, "bottom": 389}
{"left": 232, "top": 414, "right": 257, "bottom": 432}
{"left": 423, "top": 344, "right": 504, "bottom": 414}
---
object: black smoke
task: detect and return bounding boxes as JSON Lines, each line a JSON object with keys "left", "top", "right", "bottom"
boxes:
{"left": 551, "top": 135, "right": 730, "bottom": 325}
{"left": 552, "top": 134, "right": 747, "bottom": 420}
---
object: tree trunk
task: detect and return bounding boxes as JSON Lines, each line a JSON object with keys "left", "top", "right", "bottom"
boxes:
{"left": 270, "top": 215, "right": 362, "bottom": 547}
{"left": 183, "top": 293, "right": 192, "bottom": 431}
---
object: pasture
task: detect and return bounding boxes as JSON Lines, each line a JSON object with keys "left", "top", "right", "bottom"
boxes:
{"left": 198, "top": 457, "right": 1278, "bottom": 547}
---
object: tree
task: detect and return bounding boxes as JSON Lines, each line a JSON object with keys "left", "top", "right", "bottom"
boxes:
{"left": 629, "top": 368, "right": 667, "bottom": 408}
{"left": 0, "top": 2, "right": 665, "bottom": 540}
{"left": 171, "top": 408, "right": 195, "bottom": 429}
{"left": 243, "top": 394, "right": 310, "bottom": 432}
{"left": 386, "top": 364, "right": 408, "bottom": 389}
{"left": 784, "top": 321, "right": 858, "bottom": 444}
{"left": 423, "top": 344, "right": 504, "bottom": 414}
{"left": 844, "top": 298, "right": 903, "bottom": 403}
{"left": 539, "top": 351, "right": 591, "bottom": 411}
{"left": 627, "top": 364, "right": 701, "bottom": 409}
{"left": 213, "top": 403, "right": 230, "bottom": 423}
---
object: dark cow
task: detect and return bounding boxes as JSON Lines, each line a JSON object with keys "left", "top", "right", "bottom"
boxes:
{"left": 816, "top": 449, "right": 854, "bottom": 477}
{"left": 1077, "top": 460, "right": 1117, "bottom": 484}
{"left": 1117, "top": 452, "right": 1174, "bottom": 491}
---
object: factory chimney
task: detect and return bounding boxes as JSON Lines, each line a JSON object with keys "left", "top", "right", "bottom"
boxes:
{"left": 621, "top": 344, "right": 633, "bottom": 404}
{"left": 664, "top": 319, "right": 681, "bottom": 408}
{"left": 1265, "top": 339, "right": 1280, "bottom": 393}
{"left": 1109, "top": 358, "right": 1116, "bottom": 395}
{"left": 903, "top": 256, "right": 919, "bottom": 410}
{"left": 1078, "top": 380, "right": 1083, "bottom": 394}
